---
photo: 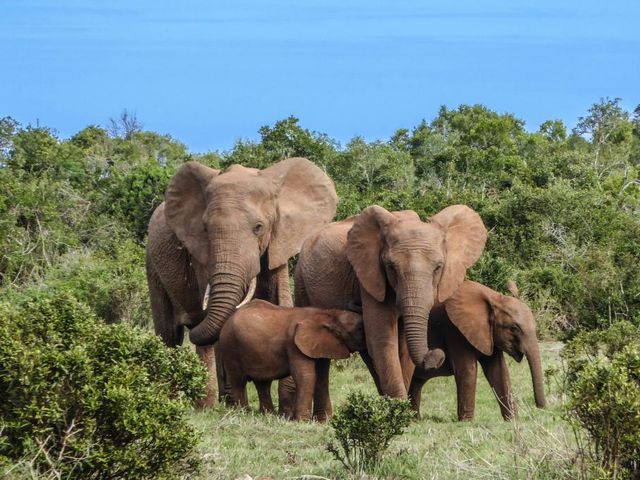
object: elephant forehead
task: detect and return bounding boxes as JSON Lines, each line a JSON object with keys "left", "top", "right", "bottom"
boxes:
{"left": 502, "top": 297, "right": 534, "bottom": 324}
{"left": 207, "top": 176, "right": 277, "bottom": 201}
{"left": 386, "top": 223, "right": 445, "bottom": 249}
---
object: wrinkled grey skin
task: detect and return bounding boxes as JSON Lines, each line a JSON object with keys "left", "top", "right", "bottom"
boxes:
{"left": 146, "top": 158, "right": 337, "bottom": 407}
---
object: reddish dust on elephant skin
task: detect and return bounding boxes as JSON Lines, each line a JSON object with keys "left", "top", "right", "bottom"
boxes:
{"left": 218, "top": 300, "right": 364, "bottom": 421}
{"left": 409, "top": 280, "right": 546, "bottom": 421}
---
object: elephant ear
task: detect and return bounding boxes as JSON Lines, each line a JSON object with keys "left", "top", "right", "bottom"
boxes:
{"left": 346, "top": 205, "right": 397, "bottom": 302}
{"left": 430, "top": 205, "right": 487, "bottom": 303}
{"left": 294, "top": 317, "right": 350, "bottom": 360}
{"left": 261, "top": 158, "right": 338, "bottom": 270}
{"left": 164, "top": 162, "right": 220, "bottom": 265}
{"left": 444, "top": 281, "right": 495, "bottom": 356}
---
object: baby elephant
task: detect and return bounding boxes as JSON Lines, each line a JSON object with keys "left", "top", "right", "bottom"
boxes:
{"left": 410, "top": 281, "right": 546, "bottom": 421}
{"left": 218, "top": 299, "right": 365, "bottom": 421}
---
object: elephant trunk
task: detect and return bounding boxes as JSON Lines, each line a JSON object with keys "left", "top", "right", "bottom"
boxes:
{"left": 189, "top": 265, "right": 248, "bottom": 346}
{"left": 525, "top": 340, "right": 546, "bottom": 409}
{"left": 403, "top": 306, "right": 429, "bottom": 367}
{"left": 400, "top": 286, "right": 443, "bottom": 370}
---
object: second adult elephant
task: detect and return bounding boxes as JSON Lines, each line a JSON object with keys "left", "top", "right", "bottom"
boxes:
{"left": 146, "top": 158, "right": 337, "bottom": 406}
{"left": 409, "top": 281, "right": 546, "bottom": 420}
{"left": 295, "top": 205, "right": 487, "bottom": 398}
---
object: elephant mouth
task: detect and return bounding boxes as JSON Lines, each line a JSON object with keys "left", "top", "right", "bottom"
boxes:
{"left": 201, "top": 276, "right": 257, "bottom": 311}
{"left": 513, "top": 350, "right": 524, "bottom": 363}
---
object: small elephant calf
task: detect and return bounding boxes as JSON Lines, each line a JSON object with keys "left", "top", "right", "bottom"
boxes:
{"left": 218, "top": 299, "right": 365, "bottom": 421}
{"left": 410, "top": 281, "right": 546, "bottom": 421}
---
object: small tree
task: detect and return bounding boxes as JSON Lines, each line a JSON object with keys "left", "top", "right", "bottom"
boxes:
{"left": 109, "top": 109, "right": 143, "bottom": 139}
{"left": 327, "top": 392, "right": 413, "bottom": 475}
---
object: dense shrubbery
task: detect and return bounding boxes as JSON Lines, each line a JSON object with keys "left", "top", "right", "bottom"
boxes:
{"left": 327, "top": 392, "right": 413, "bottom": 474}
{"left": 562, "top": 321, "right": 640, "bottom": 479}
{"left": 2, "top": 101, "right": 639, "bottom": 336}
{"left": 0, "top": 289, "right": 207, "bottom": 479}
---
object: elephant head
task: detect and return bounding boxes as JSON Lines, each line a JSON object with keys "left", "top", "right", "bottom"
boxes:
{"left": 346, "top": 204, "right": 487, "bottom": 371}
{"left": 294, "top": 310, "right": 365, "bottom": 359}
{"left": 164, "top": 158, "right": 337, "bottom": 346}
{"left": 444, "top": 280, "right": 546, "bottom": 408}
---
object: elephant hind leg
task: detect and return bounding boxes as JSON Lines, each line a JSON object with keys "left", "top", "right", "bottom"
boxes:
{"left": 147, "top": 263, "right": 183, "bottom": 347}
{"left": 277, "top": 376, "right": 296, "bottom": 419}
{"left": 312, "top": 359, "right": 332, "bottom": 422}
{"left": 255, "top": 380, "right": 275, "bottom": 414}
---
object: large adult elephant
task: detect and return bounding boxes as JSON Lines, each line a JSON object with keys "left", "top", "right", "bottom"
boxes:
{"left": 295, "top": 205, "right": 487, "bottom": 399}
{"left": 146, "top": 158, "right": 337, "bottom": 406}
{"left": 409, "top": 280, "right": 546, "bottom": 420}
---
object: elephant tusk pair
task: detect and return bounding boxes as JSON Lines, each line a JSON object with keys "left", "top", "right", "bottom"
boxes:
{"left": 201, "top": 277, "right": 257, "bottom": 311}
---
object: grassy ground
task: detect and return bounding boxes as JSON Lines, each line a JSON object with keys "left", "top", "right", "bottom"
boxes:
{"left": 190, "top": 342, "right": 578, "bottom": 479}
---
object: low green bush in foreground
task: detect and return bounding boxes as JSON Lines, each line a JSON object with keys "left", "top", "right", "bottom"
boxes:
{"left": 563, "top": 321, "right": 640, "bottom": 479}
{"left": 327, "top": 391, "right": 413, "bottom": 475}
{"left": 0, "top": 289, "right": 207, "bottom": 479}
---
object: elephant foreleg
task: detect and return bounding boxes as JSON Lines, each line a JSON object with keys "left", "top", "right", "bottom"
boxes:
{"left": 256, "top": 261, "right": 293, "bottom": 307}
{"left": 148, "top": 263, "right": 184, "bottom": 347}
{"left": 480, "top": 351, "right": 516, "bottom": 420}
{"left": 408, "top": 375, "right": 427, "bottom": 416}
{"left": 453, "top": 357, "right": 478, "bottom": 421}
{"left": 359, "top": 350, "right": 383, "bottom": 395}
{"left": 362, "top": 292, "right": 407, "bottom": 398}
{"left": 195, "top": 345, "right": 218, "bottom": 409}
{"left": 290, "top": 355, "right": 317, "bottom": 421}
{"left": 274, "top": 264, "right": 293, "bottom": 307}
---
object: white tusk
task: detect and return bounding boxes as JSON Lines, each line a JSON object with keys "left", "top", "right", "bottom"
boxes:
{"left": 236, "top": 277, "right": 257, "bottom": 309}
{"left": 201, "top": 283, "right": 211, "bottom": 311}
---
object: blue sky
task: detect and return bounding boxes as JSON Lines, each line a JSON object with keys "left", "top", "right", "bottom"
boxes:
{"left": 1, "top": 0, "right": 639, "bottom": 152}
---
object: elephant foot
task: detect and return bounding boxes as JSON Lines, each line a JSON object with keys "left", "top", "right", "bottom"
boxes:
{"left": 422, "top": 348, "right": 445, "bottom": 370}
{"left": 312, "top": 411, "right": 330, "bottom": 422}
{"left": 195, "top": 391, "right": 217, "bottom": 409}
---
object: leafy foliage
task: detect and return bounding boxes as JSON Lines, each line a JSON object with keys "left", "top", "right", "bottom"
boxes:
{"left": 327, "top": 391, "right": 413, "bottom": 474}
{"left": 562, "top": 321, "right": 640, "bottom": 479}
{"left": 0, "top": 289, "right": 207, "bottom": 479}
{"left": 1, "top": 99, "right": 639, "bottom": 335}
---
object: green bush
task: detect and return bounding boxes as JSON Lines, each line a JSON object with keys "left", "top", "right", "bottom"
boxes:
{"left": 0, "top": 288, "right": 207, "bottom": 479}
{"left": 100, "top": 160, "right": 176, "bottom": 242}
{"left": 562, "top": 321, "right": 640, "bottom": 479}
{"left": 42, "top": 239, "right": 150, "bottom": 326}
{"left": 327, "top": 391, "right": 413, "bottom": 475}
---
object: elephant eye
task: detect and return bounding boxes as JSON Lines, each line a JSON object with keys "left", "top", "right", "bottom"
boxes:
{"left": 253, "top": 222, "right": 264, "bottom": 235}
{"left": 510, "top": 324, "right": 521, "bottom": 334}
